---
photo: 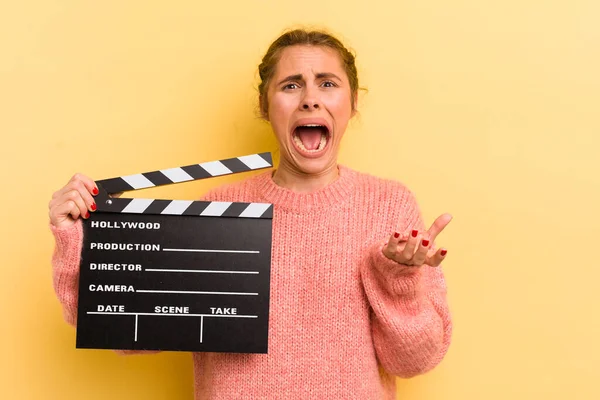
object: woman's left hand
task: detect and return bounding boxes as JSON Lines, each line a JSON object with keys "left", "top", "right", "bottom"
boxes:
{"left": 382, "top": 213, "right": 453, "bottom": 267}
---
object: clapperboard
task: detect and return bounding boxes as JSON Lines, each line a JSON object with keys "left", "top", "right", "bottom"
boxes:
{"left": 76, "top": 152, "right": 273, "bottom": 354}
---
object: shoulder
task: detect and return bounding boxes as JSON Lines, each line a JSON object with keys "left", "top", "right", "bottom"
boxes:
{"left": 342, "top": 165, "right": 424, "bottom": 229}
{"left": 341, "top": 165, "right": 417, "bottom": 206}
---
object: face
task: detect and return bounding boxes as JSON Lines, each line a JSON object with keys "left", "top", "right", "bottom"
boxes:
{"left": 264, "top": 45, "right": 356, "bottom": 176}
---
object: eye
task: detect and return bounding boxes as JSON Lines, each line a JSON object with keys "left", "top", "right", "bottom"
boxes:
{"left": 283, "top": 83, "right": 300, "bottom": 90}
{"left": 321, "top": 80, "right": 337, "bottom": 88}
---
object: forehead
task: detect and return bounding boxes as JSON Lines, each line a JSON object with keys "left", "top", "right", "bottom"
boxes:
{"left": 274, "top": 45, "right": 346, "bottom": 78}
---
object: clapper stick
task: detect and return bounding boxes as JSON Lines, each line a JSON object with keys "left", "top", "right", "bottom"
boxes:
{"left": 93, "top": 152, "right": 274, "bottom": 217}
{"left": 76, "top": 152, "right": 274, "bottom": 353}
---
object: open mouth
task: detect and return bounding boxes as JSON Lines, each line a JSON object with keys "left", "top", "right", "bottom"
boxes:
{"left": 292, "top": 124, "right": 330, "bottom": 153}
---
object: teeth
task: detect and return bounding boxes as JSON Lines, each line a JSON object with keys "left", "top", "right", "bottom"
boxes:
{"left": 318, "top": 133, "right": 326, "bottom": 150}
{"left": 293, "top": 132, "right": 328, "bottom": 152}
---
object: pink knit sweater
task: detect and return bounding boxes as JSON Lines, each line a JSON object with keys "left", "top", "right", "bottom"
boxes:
{"left": 51, "top": 164, "right": 452, "bottom": 400}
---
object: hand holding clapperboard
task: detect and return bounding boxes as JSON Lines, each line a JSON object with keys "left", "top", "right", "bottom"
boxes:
{"left": 76, "top": 152, "right": 274, "bottom": 353}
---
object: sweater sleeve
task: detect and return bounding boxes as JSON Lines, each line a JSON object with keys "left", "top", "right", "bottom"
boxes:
{"left": 51, "top": 220, "right": 84, "bottom": 327}
{"left": 50, "top": 219, "right": 159, "bottom": 356}
{"left": 359, "top": 192, "right": 452, "bottom": 378}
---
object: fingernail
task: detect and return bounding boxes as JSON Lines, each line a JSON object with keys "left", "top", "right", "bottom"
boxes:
{"left": 85, "top": 212, "right": 90, "bottom": 219}
{"left": 422, "top": 239, "right": 430, "bottom": 247}
{"left": 394, "top": 232, "right": 399, "bottom": 238}
{"left": 91, "top": 203, "right": 97, "bottom": 211}
{"left": 92, "top": 187, "right": 99, "bottom": 195}
{"left": 411, "top": 229, "right": 418, "bottom": 238}
{"left": 441, "top": 249, "right": 447, "bottom": 256}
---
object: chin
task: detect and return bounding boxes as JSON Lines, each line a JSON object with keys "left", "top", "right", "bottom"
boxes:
{"left": 291, "top": 152, "right": 338, "bottom": 176}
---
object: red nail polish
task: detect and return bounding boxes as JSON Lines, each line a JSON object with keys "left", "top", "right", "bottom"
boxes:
{"left": 422, "top": 239, "right": 430, "bottom": 247}
{"left": 411, "top": 230, "right": 418, "bottom": 237}
{"left": 394, "top": 232, "right": 399, "bottom": 238}
{"left": 85, "top": 212, "right": 90, "bottom": 219}
{"left": 91, "top": 203, "right": 97, "bottom": 211}
{"left": 92, "top": 187, "right": 99, "bottom": 195}
{"left": 441, "top": 249, "right": 447, "bottom": 256}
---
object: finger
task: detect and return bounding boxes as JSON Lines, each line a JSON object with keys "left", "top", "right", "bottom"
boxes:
{"left": 383, "top": 231, "right": 406, "bottom": 259}
{"left": 55, "top": 181, "right": 97, "bottom": 213}
{"left": 49, "top": 200, "right": 82, "bottom": 227}
{"left": 53, "top": 173, "right": 99, "bottom": 200}
{"left": 69, "top": 173, "right": 99, "bottom": 196}
{"left": 412, "top": 237, "right": 431, "bottom": 266}
{"left": 400, "top": 229, "right": 421, "bottom": 262}
{"left": 427, "top": 213, "right": 453, "bottom": 242}
{"left": 426, "top": 247, "right": 448, "bottom": 267}
{"left": 76, "top": 181, "right": 98, "bottom": 213}
{"left": 52, "top": 175, "right": 82, "bottom": 199}
{"left": 59, "top": 190, "right": 90, "bottom": 221}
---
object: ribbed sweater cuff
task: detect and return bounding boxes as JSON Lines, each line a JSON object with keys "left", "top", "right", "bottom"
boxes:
{"left": 368, "top": 242, "right": 424, "bottom": 298}
{"left": 50, "top": 220, "right": 83, "bottom": 265}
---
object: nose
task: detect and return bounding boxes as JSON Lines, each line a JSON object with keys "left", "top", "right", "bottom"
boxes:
{"left": 302, "top": 102, "right": 319, "bottom": 110}
{"left": 299, "top": 88, "right": 320, "bottom": 111}
{"left": 301, "top": 101, "right": 319, "bottom": 110}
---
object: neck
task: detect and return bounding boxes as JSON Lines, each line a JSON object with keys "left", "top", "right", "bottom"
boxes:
{"left": 272, "top": 162, "right": 340, "bottom": 193}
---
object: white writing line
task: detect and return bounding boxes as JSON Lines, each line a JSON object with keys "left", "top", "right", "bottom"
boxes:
{"left": 200, "top": 316, "right": 204, "bottom": 343}
{"left": 87, "top": 312, "right": 257, "bottom": 318}
{"left": 162, "top": 248, "right": 259, "bottom": 254}
{"left": 145, "top": 269, "right": 259, "bottom": 275}
{"left": 134, "top": 314, "right": 138, "bottom": 342}
{"left": 136, "top": 290, "right": 258, "bottom": 296}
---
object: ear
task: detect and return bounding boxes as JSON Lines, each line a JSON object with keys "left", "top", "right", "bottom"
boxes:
{"left": 351, "top": 92, "right": 358, "bottom": 117}
{"left": 259, "top": 95, "right": 269, "bottom": 121}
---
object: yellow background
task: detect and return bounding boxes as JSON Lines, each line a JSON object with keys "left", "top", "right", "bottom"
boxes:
{"left": 1, "top": 1, "right": 599, "bottom": 399}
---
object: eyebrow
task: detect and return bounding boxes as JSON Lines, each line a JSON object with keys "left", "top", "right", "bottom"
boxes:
{"left": 276, "top": 72, "right": 343, "bottom": 86}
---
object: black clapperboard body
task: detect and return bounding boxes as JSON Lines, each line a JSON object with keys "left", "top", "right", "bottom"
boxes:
{"left": 76, "top": 153, "right": 273, "bottom": 353}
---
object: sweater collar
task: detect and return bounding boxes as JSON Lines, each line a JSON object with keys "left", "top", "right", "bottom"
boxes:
{"left": 254, "top": 164, "right": 357, "bottom": 213}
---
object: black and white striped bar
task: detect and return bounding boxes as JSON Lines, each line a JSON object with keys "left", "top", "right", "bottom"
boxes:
{"left": 97, "top": 152, "right": 273, "bottom": 194}
{"left": 98, "top": 199, "right": 273, "bottom": 219}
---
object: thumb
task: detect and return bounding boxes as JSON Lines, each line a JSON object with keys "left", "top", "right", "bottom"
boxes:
{"left": 427, "top": 213, "right": 453, "bottom": 241}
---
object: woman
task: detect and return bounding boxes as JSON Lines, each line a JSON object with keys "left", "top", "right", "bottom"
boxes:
{"left": 49, "top": 28, "right": 453, "bottom": 399}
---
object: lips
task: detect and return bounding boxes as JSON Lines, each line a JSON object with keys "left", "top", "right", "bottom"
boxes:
{"left": 291, "top": 118, "right": 332, "bottom": 156}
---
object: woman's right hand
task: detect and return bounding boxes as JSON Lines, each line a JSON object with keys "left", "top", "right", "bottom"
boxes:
{"left": 48, "top": 173, "right": 99, "bottom": 229}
